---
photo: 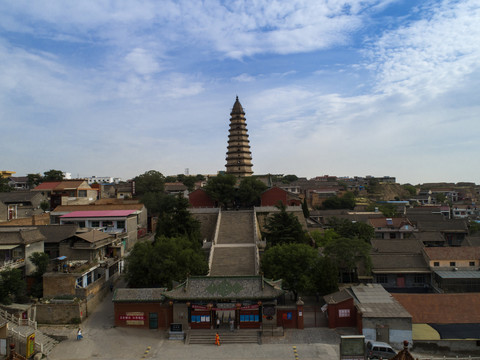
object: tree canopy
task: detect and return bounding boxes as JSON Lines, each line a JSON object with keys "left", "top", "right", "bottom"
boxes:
{"left": 155, "top": 195, "right": 202, "bottom": 243}
{"left": 29, "top": 252, "right": 50, "bottom": 298}
{"left": 27, "top": 173, "right": 43, "bottom": 188}
{"left": 327, "top": 217, "right": 374, "bottom": 243}
{"left": 125, "top": 236, "right": 208, "bottom": 288}
{"left": 322, "top": 192, "right": 356, "bottom": 210}
{"left": 237, "top": 177, "right": 268, "bottom": 207}
{"left": 262, "top": 203, "right": 307, "bottom": 246}
{"left": 204, "top": 173, "right": 237, "bottom": 208}
{"left": 134, "top": 170, "right": 165, "bottom": 196}
{"left": 0, "top": 268, "right": 26, "bottom": 304}
{"left": 261, "top": 243, "right": 317, "bottom": 300}
{"left": 0, "top": 177, "right": 12, "bottom": 192}
{"left": 43, "top": 169, "right": 64, "bottom": 182}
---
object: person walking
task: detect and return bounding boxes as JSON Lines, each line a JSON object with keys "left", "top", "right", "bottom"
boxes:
{"left": 229, "top": 318, "right": 234, "bottom": 332}
{"left": 215, "top": 332, "right": 220, "bottom": 346}
{"left": 77, "top": 328, "right": 83, "bottom": 340}
{"left": 216, "top": 317, "right": 220, "bottom": 329}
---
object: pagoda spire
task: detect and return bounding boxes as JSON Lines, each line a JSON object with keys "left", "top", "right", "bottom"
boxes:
{"left": 225, "top": 97, "right": 253, "bottom": 177}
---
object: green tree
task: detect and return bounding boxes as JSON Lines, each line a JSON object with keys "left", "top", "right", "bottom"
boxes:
{"left": 322, "top": 192, "right": 356, "bottom": 210}
{"left": 0, "top": 177, "right": 12, "bottom": 192}
{"left": 155, "top": 195, "right": 202, "bottom": 244}
{"left": 311, "top": 256, "right": 339, "bottom": 296}
{"left": 378, "top": 203, "right": 398, "bottom": 217}
{"left": 469, "top": 221, "right": 480, "bottom": 235}
{"left": 177, "top": 175, "right": 197, "bottom": 192}
{"left": 327, "top": 217, "right": 374, "bottom": 243}
{"left": 27, "top": 173, "right": 43, "bottom": 188}
{"left": 125, "top": 236, "right": 208, "bottom": 289}
{"left": 261, "top": 243, "right": 317, "bottom": 301}
{"left": 0, "top": 268, "right": 26, "bottom": 304}
{"left": 40, "top": 200, "right": 50, "bottom": 212}
{"left": 323, "top": 237, "right": 371, "bottom": 283}
{"left": 134, "top": 170, "right": 165, "bottom": 196}
{"left": 402, "top": 184, "right": 417, "bottom": 196}
{"left": 435, "top": 193, "right": 446, "bottom": 203}
{"left": 43, "top": 169, "right": 64, "bottom": 182}
{"left": 302, "top": 198, "right": 310, "bottom": 218}
{"left": 29, "top": 252, "right": 50, "bottom": 298}
{"left": 281, "top": 175, "right": 298, "bottom": 184}
{"left": 262, "top": 203, "right": 307, "bottom": 246}
{"left": 237, "top": 177, "right": 267, "bottom": 207}
{"left": 204, "top": 173, "right": 237, "bottom": 208}
{"left": 366, "top": 178, "right": 380, "bottom": 194}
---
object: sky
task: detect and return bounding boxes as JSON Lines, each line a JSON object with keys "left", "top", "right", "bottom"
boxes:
{"left": 1, "top": 0, "right": 479, "bottom": 185}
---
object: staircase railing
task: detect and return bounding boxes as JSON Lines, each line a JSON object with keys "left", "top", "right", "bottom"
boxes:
{"left": 253, "top": 208, "right": 260, "bottom": 275}
{"left": 208, "top": 208, "right": 222, "bottom": 275}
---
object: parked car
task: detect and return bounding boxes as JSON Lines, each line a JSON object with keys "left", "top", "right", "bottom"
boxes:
{"left": 366, "top": 341, "right": 397, "bottom": 359}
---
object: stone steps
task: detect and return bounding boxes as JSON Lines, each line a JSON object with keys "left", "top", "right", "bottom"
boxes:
{"left": 209, "top": 247, "right": 256, "bottom": 276}
{"left": 217, "top": 211, "right": 254, "bottom": 245}
{"left": 3, "top": 321, "right": 59, "bottom": 355}
{"left": 186, "top": 329, "right": 260, "bottom": 345}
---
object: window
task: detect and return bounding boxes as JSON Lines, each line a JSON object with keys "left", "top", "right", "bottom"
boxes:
{"left": 434, "top": 262, "right": 439, "bottom": 267}
{"left": 103, "top": 220, "right": 114, "bottom": 228}
{"left": 470, "top": 261, "right": 475, "bottom": 267}
{"left": 414, "top": 274, "right": 425, "bottom": 284}
{"left": 78, "top": 190, "right": 87, "bottom": 197}
{"left": 450, "top": 261, "right": 456, "bottom": 267}
{"left": 116, "top": 220, "right": 125, "bottom": 229}
{"left": 78, "top": 221, "right": 85, "bottom": 228}
{"left": 338, "top": 309, "right": 350, "bottom": 318}
{"left": 91, "top": 221, "right": 100, "bottom": 227}
{"left": 376, "top": 275, "right": 388, "bottom": 284}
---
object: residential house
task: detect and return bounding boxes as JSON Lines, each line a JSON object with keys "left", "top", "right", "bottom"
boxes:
{"left": 115, "top": 182, "right": 134, "bottom": 199}
{"left": 423, "top": 246, "right": 480, "bottom": 292}
{"left": 370, "top": 239, "right": 431, "bottom": 291}
{"left": 0, "top": 191, "right": 48, "bottom": 222}
{"left": 430, "top": 188, "right": 459, "bottom": 203}
{"left": 58, "top": 228, "right": 121, "bottom": 262}
{"left": 323, "top": 289, "right": 357, "bottom": 328}
{"left": 36, "top": 224, "right": 78, "bottom": 259}
{"left": 0, "top": 227, "right": 45, "bottom": 275}
{"left": 32, "top": 180, "right": 98, "bottom": 208}
{"left": 368, "top": 217, "right": 415, "bottom": 240}
{"left": 451, "top": 205, "right": 477, "bottom": 219}
{"left": 50, "top": 201, "right": 148, "bottom": 246}
{"left": 7, "top": 176, "right": 29, "bottom": 190}
{"left": 407, "top": 212, "right": 468, "bottom": 246}
{"left": 164, "top": 182, "right": 189, "bottom": 197}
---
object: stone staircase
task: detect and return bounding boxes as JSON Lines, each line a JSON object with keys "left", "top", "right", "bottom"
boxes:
{"left": 209, "top": 210, "right": 258, "bottom": 276}
{"left": 216, "top": 211, "right": 254, "bottom": 245}
{"left": 186, "top": 329, "right": 260, "bottom": 345}
{"left": 209, "top": 247, "right": 256, "bottom": 276}
{"left": 0, "top": 314, "right": 59, "bottom": 356}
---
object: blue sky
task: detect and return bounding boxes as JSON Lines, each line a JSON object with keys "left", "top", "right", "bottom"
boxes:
{"left": 1, "top": 0, "right": 479, "bottom": 184}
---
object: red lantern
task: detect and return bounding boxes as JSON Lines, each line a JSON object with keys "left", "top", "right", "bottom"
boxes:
{"left": 186, "top": 302, "right": 191, "bottom": 307}
{"left": 257, "top": 301, "right": 262, "bottom": 306}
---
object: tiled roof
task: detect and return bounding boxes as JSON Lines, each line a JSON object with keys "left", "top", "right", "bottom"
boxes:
{"left": 0, "top": 191, "right": 41, "bottom": 203}
{"left": 423, "top": 246, "right": 480, "bottom": 261}
{"left": 75, "top": 229, "right": 113, "bottom": 243}
{"left": 60, "top": 210, "right": 136, "bottom": 218}
{"left": 37, "top": 224, "right": 78, "bottom": 243}
{"left": 113, "top": 288, "right": 167, "bottom": 302}
{"left": 371, "top": 254, "right": 430, "bottom": 273}
{"left": 371, "top": 239, "right": 423, "bottom": 254}
{"left": 393, "top": 293, "right": 480, "bottom": 324}
{"left": 351, "top": 284, "right": 411, "bottom": 318}
{"left": 164, "top": 276, "right": 284, "bottom": 301}
{"left": 34, "top": 182, "right": 62, "bottom": 190}
{"left": 0, "top": 228, "right": 46, "bottom": 244}
{"left": 53, "top": 204, "right": 144, "bottom": 213}
{"left": 323, "top": 289, "right": 352, "bottom": 304}
{"left": 369, "top": 217, "right": 412, "bottom": 228}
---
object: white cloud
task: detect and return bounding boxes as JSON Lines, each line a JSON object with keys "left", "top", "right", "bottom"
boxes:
{"left": 232, "top": 73, "right": 256, "bottom": 82}
{"left": 124, "top": 48, "right": 161, "bottom": 75}
{"left": 366, "top": 0, "right": 480, "bottom": 99}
